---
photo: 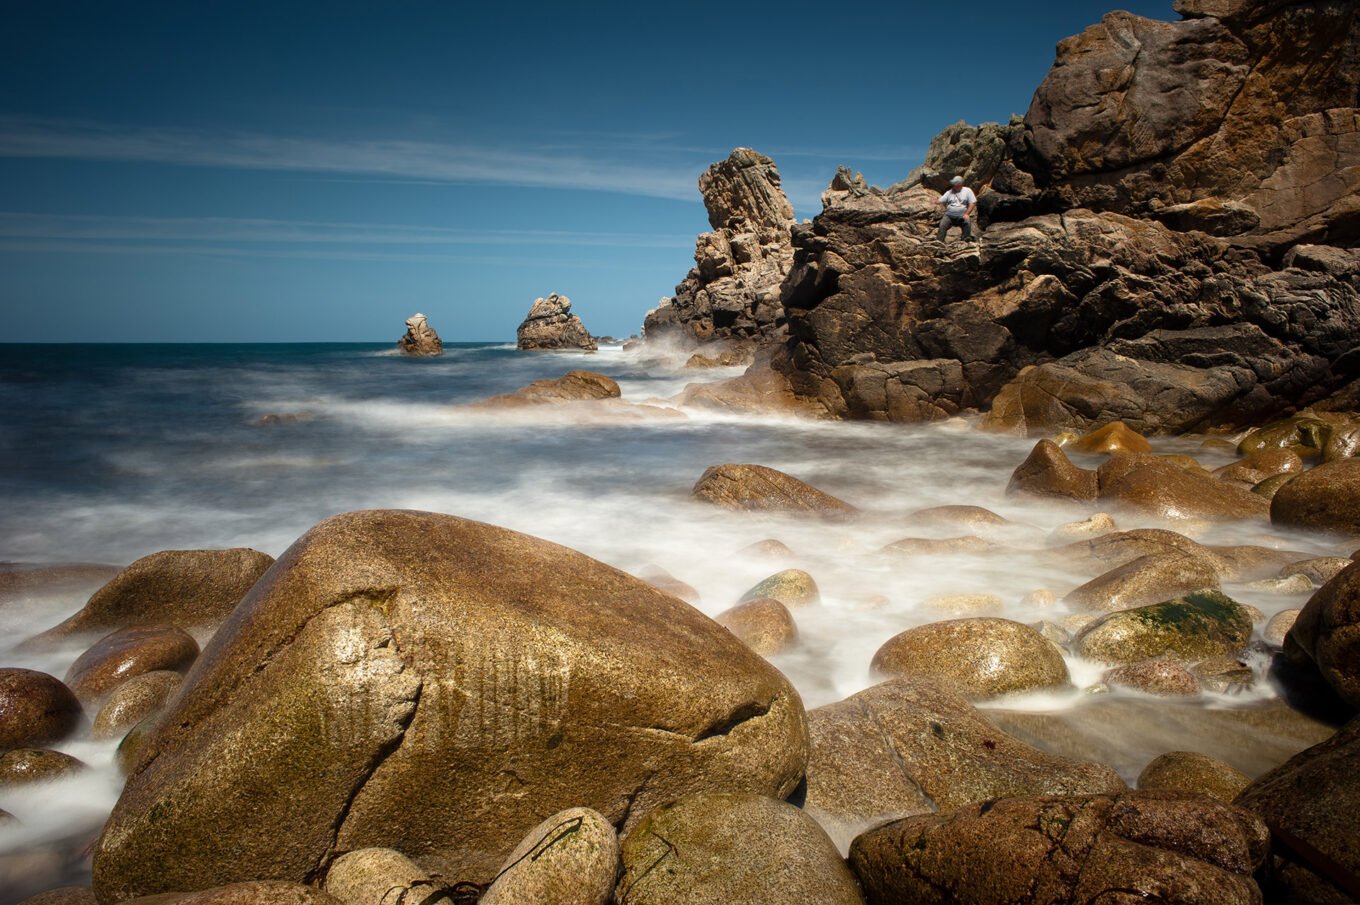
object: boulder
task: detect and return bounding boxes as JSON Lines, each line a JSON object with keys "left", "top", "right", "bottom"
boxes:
{"left": 64, "top": 624, "right": 198, "bottom": 704}
{"left": 881, "top": 536, "right": 998, "bottom": 557}
{"left": 1138, "top": 751, "right": 1250, "bottom": 802}
{"left": 0, "top": 668, "right": 83, "bottom": 750}
{"left": 0, "top": 748, "right": 86, "bottom": 786}
{"left": 1100, "top": 458, "right": 1270, "bottom": 522}
{"left": 1063, "top": 552, "right": 1221, "bottom": 613}
{"left": 1049, "top": 512, "right": 1117, "bottom": 544}
{"left": 1263, "top": 608, "right": 1301, "bottom": 647}
{"left": 123, "top": 881, "right": 343, "bottom": 905}
{"left": 1281, "top": 556, "right": 1352, "bottom": 586}
{"left": 1069, "top": 421, "right": 1152, "bottom": 455}
{"left": 1237, "top": 720, "right": 1360, "bottom": 905}
{"left": 902, "top": 505, "right": 1011, "bottom": 533}
{"left": 715, "top": 598, "right": 798, "bottom": 656}
{"left": 395, "top": 313, "right": 443, "bottom": 358}
{"left": 35, "top": 548, "right": 274, "bottom": 639}
{"left": 475, "top": 371, "right": 620, "bottom": 407}
{"left": 870, "top": 618, "right": 1070, "bottom": 699}
{"left": 92, "top": 671, "right": 184, "bottom": 741}
{"left": 1006, "top": 440, "right": 1098, "bottom": 502}
{"left": 615, "top": 792, "right": 862, "bottom": 905}
{"left": 737, "top": 569, "right": 820, "bottom": 608}
{"left": 1286, "top": 560, "right": 1360, "bottom": 707}
{"left": 691, "top": 464, "right": 857, "bottom": 519}
{"left": 1215, "top": 448, "right": 1304, "bottom": 486}
{"left": 849, "top": 790, "right": 1269, "bottom": 905}
{"left": 1272, "top": 459, "right": 1360, "bottom": 535}
{"left": 92, "top": 510, "right": 808, "bottom": 900}
{"left": 920, "top": 593, "right": 1004, "bottom": 616}
{"left": 1239, "top": 415, "right": 1335, "bottom": 458}
{"left": 481, "top": 807, "right": 618, "bottom": 905}
{"left": 1192, "top": 655, "right": 1256, "bottom": 694}
{"left": 804, "top": 679, "right": 1123, "bottom": 843}
{"left": 643, "top": 149, "right": 796, "bottom": 345}
{"left": 1074, "top": 590, "right": 1253, "bottom": 664}
{"left": 16, "top": 889, "right": 98, "bottom": 905}
{"left": 323, "top": 848, "right": 452, "bottom": 905}
{"left": 516, "top": 294, "right": 596, "bottom": 351}
{"left": 1102, "top": 661, "right": 1201, "bottom": 697}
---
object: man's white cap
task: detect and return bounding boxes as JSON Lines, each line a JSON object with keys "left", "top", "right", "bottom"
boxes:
{"left": 951, "top": 175, "right": 964, "bottom": 185}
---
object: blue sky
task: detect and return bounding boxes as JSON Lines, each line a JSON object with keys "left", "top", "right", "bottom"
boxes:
{"left": 1, "top": 1, "right": 1175, "bottom": 342}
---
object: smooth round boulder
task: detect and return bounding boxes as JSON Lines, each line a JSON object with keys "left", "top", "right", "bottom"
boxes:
{"left": 1263, "top": 608, "right": 1301, "bottom": 646}
{"left": 481, "top": 807, "right": 618, "bottom": 905}
{"left": 1100, "top": 459, "right": 1270, "bottom": 522}
{"left": 1281, "top": 556, "right": 1352, "bottom": 586}
{"left": 1285, "top": 559, "right": 1360, "bottom": 706}
{"left": 1006, "top": 440, "right": 1097, "bottom": 502}
{"left": 64, "top": 624, "right": 198, "bottom": 704}
{"left": 92, "top": 510, "right": 808, "bottom": 902}
{"left": 1070, "top": 421, "right": 1152, "bottom": 455}
{"left": 691, "top": 464, "right": 858, "bottom": 519}
{"left": 1252, "top": 472, "right": 1295, "bottom": 499}
{"left": 903, "top": 505, "right": 1010, "bottom": 532}
{"left": 0, "top": 668, "right": 83, "bottom": 749}
{"left": 871, "top": 618, "right": 1070, "bottom": 699}
{"left": 738, "top": 538, "right": 795, "bottom": 559}
{"left": 1063, "top": 552, "right": 1220, "bottom": 613}
{"left": 0, "top": 748, "right": 86, "bottom": 786}
{"left": 1191, "top": 655, "right": 1255, "bottom": 694}
{"left": 616, "top": 792, "right": 861, "bottom": 905}
{"left": 1213, "top": 448, "right": 1304, "bottom": 485}
{"left": 1138, "top": 751, "right": 1250, "bottom": 802}
{"left": 36, "top": 548, "right": 274, "bottom": 639}
{"left": 849, "top": 790, "right": 1269, "bottom": 905}
{"left": 1048, "top": 512, "right": 1117, "bottom": 544}
{"left": 1074, "top": 591, "right": 1253, "bottom": 664}
{"left": 1245, "top": 573, "right": 1314, "bottom": 595}
{"left": 92, "top": 671, "right": 183, "bottom": 741}
{"left": 123, "top": 881, "right": 343, "bottom": 905}
{"left": 1272, "top": 459, "right": 1360, "bottom": 535}
{"left": 324, "top": 848, "right": 451, "bottom": 905}
{"left": 1102, "top": 661, "right": 1200, "bottom": 697}
{"left": 738, "top": 568, "right": 819, "bottom": 608}
{"left": 715, "top": 598, "right": 798, "bottom": 655}
{"left": 1238, "top": 415, "right": 1332, "bottom": 457}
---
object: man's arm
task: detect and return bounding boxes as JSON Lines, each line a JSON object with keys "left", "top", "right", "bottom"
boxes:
{"left": 966, "top": 190, "right": 977, "bottom": 217}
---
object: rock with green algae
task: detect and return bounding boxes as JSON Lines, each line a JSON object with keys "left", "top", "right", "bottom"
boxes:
{"left": 1074, "top": 590, "right": 1253, "bottom": 664}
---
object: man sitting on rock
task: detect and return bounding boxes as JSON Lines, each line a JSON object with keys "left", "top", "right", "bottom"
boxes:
{"left": 936, "top": 175, "right": 977, "bottom": 242}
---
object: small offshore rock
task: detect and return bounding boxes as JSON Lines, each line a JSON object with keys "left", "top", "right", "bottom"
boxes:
{"left": 1102, "top": 660, "right": 1201, "bottom": 697}
{"left": 0, "top": 668, "right": 83, "bottom": 749}
{"left": 1137, "top": 751, "right": 1251, "bottom": 802}
{"left": 1074, "top": 590, "right": 1253, "bottom": 664}
{"left": 396, "top": 313, "right": 443, "bottom": 357}
{"left": 692, "top": 464, "right": 858, "bottom": 519}
{"left": 1007, "top": 440, "right": 1097, "bottom": 502}
{"left": 476, "top": 371, "right": 620, "bottom": 407}
{"left": 516, "top": 293, "right": 596, "bottom": 351}
{"left": 715, "top": 597, "right": 798, "bottom": 656}
{"left": 738, "top": 569, "right": 820, "bottom": 608}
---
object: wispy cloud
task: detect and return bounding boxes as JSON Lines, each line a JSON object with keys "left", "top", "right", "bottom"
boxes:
{"left": 0, "top": 117, "right": 707, "bottom": 201}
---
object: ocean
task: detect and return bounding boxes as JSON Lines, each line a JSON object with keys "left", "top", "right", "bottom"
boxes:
{"left": 0, "top": 341, "right": 1342, "bottom": 897}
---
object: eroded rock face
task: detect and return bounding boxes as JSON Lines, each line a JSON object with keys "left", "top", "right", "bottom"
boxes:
{"left": 396, "top": 313, "right": 443, "bottom": 358}
{"left": 92, "top": 510, "right": 807, "bottom": 901}
{"left": 849, "top": 790, "right": 1270, "bottom": 905}
{"left": 644, "top": 149, "right": 796, "bottom": 346}
{"left": 516, "top": 294, "right": 597, "bottom": 351}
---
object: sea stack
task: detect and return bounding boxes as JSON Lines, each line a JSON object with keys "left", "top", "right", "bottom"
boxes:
{"left": 396, "top": 313, "right": 443, "bottom": 357}
{"left": 516, "top": 293, "right": 597, "bottom": 351}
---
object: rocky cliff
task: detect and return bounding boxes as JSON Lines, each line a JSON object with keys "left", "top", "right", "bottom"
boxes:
{"left": 517, "top": 293, "right": 597, "bottom": 351}
{"left": 763, "top": 0, "right": 1360, "bottom": 433}
{"left": 644, "top": 148, "right": 796, "bottom": 347}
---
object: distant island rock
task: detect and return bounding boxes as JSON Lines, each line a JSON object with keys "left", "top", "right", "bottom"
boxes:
{"left": 396, "top": 313, "right": 443, "bottom": 357}
{"left": 517, "top": 293, "right": 597, "bottom": 351}
{"left": 644, "top": 147, "right": 796, "bottom": 348}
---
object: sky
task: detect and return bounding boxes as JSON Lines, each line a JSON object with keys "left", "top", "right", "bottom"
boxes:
{"left": 0, "top": 0, "right": 1177, "bottom": 343}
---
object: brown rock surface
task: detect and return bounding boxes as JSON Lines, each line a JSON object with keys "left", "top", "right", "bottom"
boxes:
{"left": 715, "top": 597, "right": 798, "bottom": 656}
{"left": 0, "top": 668, "right": 83, "bottom": 750}
{"left": 1271, "top": 459, "right": 1360, "bottom": 535}
{"left": 1064, "top": 552, "right": 1221, "bottom": 613}
{"left": 1006, "top": 440, "right": 1097, "bottom": 502}
{"left": 516, "top": 294, "right": 596, "bottom": 351}
{"left": 1286, "top": 560, "right": 1360, "bottom": 707}
{"left": 480, "top": 807, "right": 618, "bottom": 905}
{"left": 1074, "top": 590, "right": 1253, "bottom": 663}
{"left": 64, "top": 624, "right": 198, "bottom": 704}
{"left": 395, "top": 313, "right": 443, "bottom": 357}
{"left": 92, "top": 671, "right": 183, "bottom": 741}
{"left": 1138, "top": 750, "right": 1250, "bottom": 802}
{"left": 475, "top": 371, "right": 620, "bottom": 407}
{"left": 0, "top": 748, "right": 86, "bottom": 786}
{"left": 871, "top": 618, "right": 1070, "bottom": 699}
{"left": 691, "top": 464, "right": 857, "bottom": 519}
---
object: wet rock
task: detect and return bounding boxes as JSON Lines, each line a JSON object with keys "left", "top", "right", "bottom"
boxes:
{"left": 738, "top": 569, "right": 820, "bottom": 608}
{"left": 1059, "top": 527, "right": 1209, "bottom": 571}
{"left": 920, "top": 593, "right": 1004, "bottom": 616}
{"left": 64, "top": 624, "right": 198, "bottom": 704}
{"left": 804, "top": 680, "right": 1124, "bottom": 846}
{"left": 1263, "top": 608, "right": 1301, "bottom": 647}
{"left": 684, "top": 346, "right": 753, "bottom": 369}
{"left": 1272, "top": 459, "right": 1360, "bottom": 535}
{"left": 481, "top": 807, "right": 618, "bottom": 905}
{"left": 1064, "top": 552, "right": 1221, "bottom": 613}
{"left": 903, "top": 505, "right": 1009, "bottom": 533}
{"left": 0, "top": 668, "right": 83, "bottom": 749}
{"left": 636, "top": 565, "right": 699, "bottom": 603}
{"left": 123, "top": 881, "right": 344, "bottom": 904}
{"left": 715, "top": 597, "right": 797, "bottom": 656}
{"left": 395, "top": 313, "right": 442, "bottom": 357}
{"left": 1138, "top": 751, "right": 1250, "bottom": 803}
{"left": 1048, "top": 512, "right": 1116, "bottom": 544}
{"left": 1096, "top": 452, "right": 1210, "bottom": 486}
{"left": 1006, "top": 440, "right": 1097, "bottom": 502}
{"left": 1032, "top": 620, "right": 1071, "bottom": 647}
{"left": 1205, "top": 543, "right": 1305, "bottom": 582}
{"left": 1069, "top": 421, "right": 1152, "bottom": 455}
{"left": 324, "top": 848, "right": 452, "bottom": 905}
{"left": 1101, "top": 660, "right": 1201, "bottom": 697}
{"left": 1022, "top": 589, "right": 1059, "bottom": 609}
{"left": 1286, "top": 560, "right": 1360, "bottom": 707}
{"left": 92, "top": 671, "right": 183, "bottom": 741}
{"left": 616, "top": 792, "right": 861, "bottom": 905}
{"left": 0, "top": 748, "right": 85, "bottom": 787}
{"left": 1214, "top": 448, "right": 1303, "bottom": 485}
{"left": 1281, "top": 556, "right": 1352, "bottom": 586}
{"left": 476, "top": 371, "right": 620, "bottom": 407}
{"left": 1238, "top": 415, "right": 1334, "bottom": 458}
{"left": 16, "top": 889, "right": 97, "bottom": 905}
{"left": 691, "top": 464, "right": 857, "bottom": 520}
{"left": 516, "top": 294, "right": 596, "bottom": 351}
{"left": 849, "top": 790, "right": 1269, "bottom": 905}
{"left": 881, "top": 536, "right": 998, "bottom": 557}
{"left": 1100, "top": 458, "right": 1270, "bottom": 523}
{"left": 1237, "top": 720, "right": 1360, "bottom": 905}
{"left": 35, "top": 548, "right": 274, "bottom": 639}
{"left": 738, "top": 538, "right": 795, "bottom": 560}
{"left": 871, "top": 618, "right": 1070, "bottom": 699}
{"left": 1253, "top": 472, "right": 1296, "bottom": 499}
{"left": 1074, "top": 590, "right": 1253, "bottom": 664}
{"left": 1246, "top": 573, "right": 1314, "bottom": 595}
{"left": 92, "top": 510, "right": 808, "bottom": 899}
{"left": 1191, "top": 655, "right": 1256, "bottom": 694}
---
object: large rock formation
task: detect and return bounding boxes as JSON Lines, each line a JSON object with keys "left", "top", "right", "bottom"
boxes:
{"left": 396, "top": 313, "right": 443, "bottom": 357}
{"left": 644, "top": 148, "right": 797, "bottom": 346}
{"left": 516, "top": 294, "right": 596, "bottom": 351}
{"left": 91, "top": 510, "right": 807, "bottom": 902}
{"left": 755, "top": 0, "right": 1360, "bottom": 432}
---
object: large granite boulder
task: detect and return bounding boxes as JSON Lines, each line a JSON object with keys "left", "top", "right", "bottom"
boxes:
{"left": 870, "top": 618, "right": 1070, "bottom": 699}
{"left": 849, "top": 790, "right": 1270, "bottom": 905}
{"left": 1286, "top": 559, "right": 1360, "bottom": 707}
{"left": 1271, "top": 459, "right": 1360, "bottom": 535}
{"left": 92, "top": 510, "right": 807, "bottom": 901}
{"left": 395, "top": 313, "right": 443, "bottom": 357}
{"left": 516, "top": 294, "right": 596, "bottom": 351}
{"left": 644, "top": 148, "right": 796, "bottom": 346}
{"left": 1074, "top": 590, "right": 1254, "bottom": 663}
{"left": 0, "top": 668, "right": 83, "bottom": 750}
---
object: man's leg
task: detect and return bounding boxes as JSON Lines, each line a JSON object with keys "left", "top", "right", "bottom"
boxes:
{"left": 960, "top": 217, "right": 973, "bottom": 241}
{"left": 937, "top": 214, "right": 952, "bottom": 241}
